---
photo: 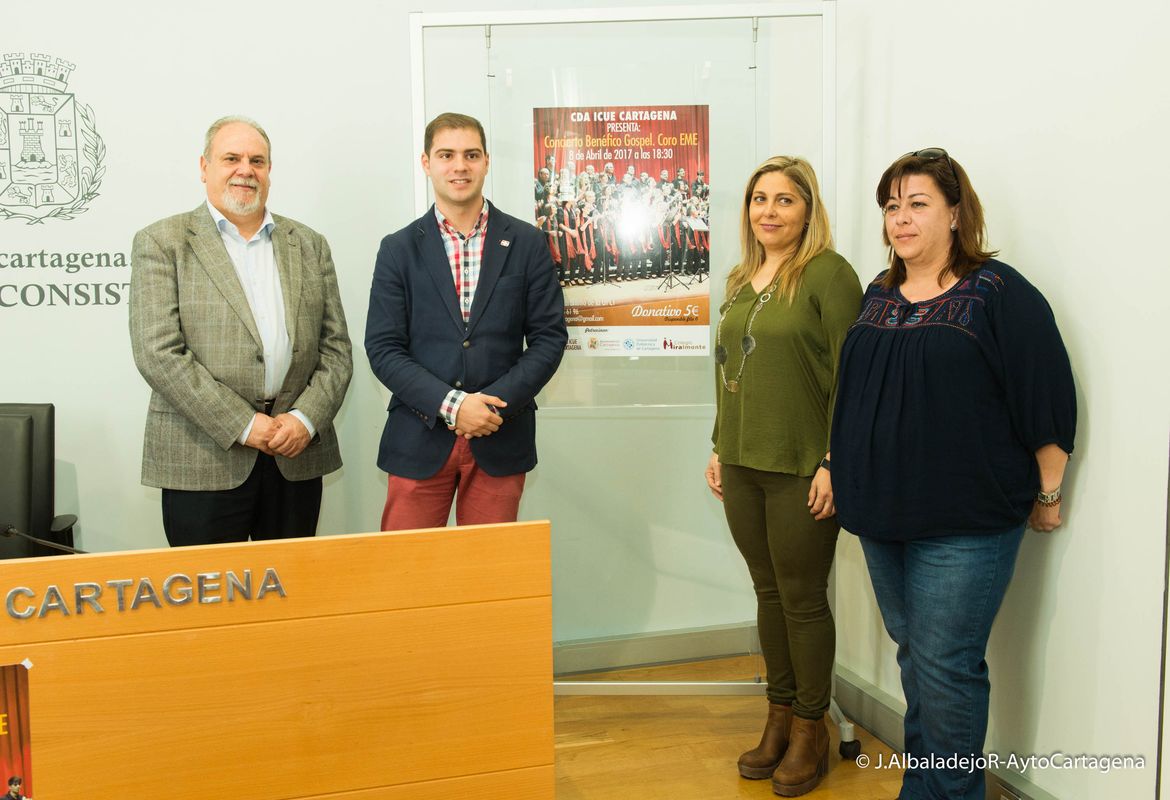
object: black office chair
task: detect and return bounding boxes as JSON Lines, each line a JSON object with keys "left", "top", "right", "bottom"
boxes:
{"left": 0, "top": 403, "right": 77, "bottom": 558}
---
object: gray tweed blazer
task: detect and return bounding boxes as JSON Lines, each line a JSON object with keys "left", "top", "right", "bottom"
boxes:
{"left": 129, "top": 203, "right": 352, "bottom": 490}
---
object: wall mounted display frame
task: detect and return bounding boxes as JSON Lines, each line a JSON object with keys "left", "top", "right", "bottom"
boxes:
{"left": 410, "top": 2, "right": 838, "bottom": 694}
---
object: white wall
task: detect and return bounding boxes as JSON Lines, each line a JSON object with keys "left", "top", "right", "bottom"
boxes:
{"left": 4, "top": 2, "right": 1168, "bottom": 797}
{"left": 5, "top": 2, "right": 407, "bottom": 550}
{"left": 830, "top": 2, "right": 1170, "bottom": 798}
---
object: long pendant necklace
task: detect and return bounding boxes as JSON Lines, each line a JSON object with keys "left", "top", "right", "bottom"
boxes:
{"left": 715, "top": 277, "right": 779, "bottom": 393}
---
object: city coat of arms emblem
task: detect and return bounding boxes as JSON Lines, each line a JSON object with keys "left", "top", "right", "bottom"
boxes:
{"left": 0, "top": 53, "right": 105, "bottom": 224}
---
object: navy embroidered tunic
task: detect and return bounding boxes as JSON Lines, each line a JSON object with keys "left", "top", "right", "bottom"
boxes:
{"left": 830, "top": 259, "right": 1076, "bottom": 540}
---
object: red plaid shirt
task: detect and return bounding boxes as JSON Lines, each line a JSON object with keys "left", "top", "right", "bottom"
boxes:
{"left": 436, "top": 203, "right": 489, "bottom": 322}
{"left": 436, "top": 203, "right": 489, "bottom": 425}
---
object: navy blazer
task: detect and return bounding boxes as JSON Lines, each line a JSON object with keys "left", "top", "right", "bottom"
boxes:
{"left": 365, "top": 201, "right": 567, "bottom": 479}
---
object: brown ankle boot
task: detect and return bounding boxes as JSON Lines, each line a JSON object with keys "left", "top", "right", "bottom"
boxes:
{"left": 737, "top": 702, "right": 793, "bottom": 779}
{"left": 771, "top": 714, "right": 829, "bottom": 796}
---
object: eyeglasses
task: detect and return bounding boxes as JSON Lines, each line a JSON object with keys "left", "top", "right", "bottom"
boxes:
{"left": 904, "top": 148, "right": 960, "bottom": 199}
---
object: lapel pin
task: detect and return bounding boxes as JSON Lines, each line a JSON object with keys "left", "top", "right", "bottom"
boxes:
{"left": 500, "top": 239, "right": 511, "bottom": 247}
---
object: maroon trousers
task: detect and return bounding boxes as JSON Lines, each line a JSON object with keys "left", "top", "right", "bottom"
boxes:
{"left": 381, "top": 437, "right": 526, "bottom": 531}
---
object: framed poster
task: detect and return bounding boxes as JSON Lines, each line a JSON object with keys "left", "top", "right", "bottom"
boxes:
{"left": 533, "top": 104, "right": 710, "bottom": 356}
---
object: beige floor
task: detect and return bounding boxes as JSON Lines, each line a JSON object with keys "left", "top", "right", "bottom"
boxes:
{"left": 555, "top": 657, "right": 904, "bottom": 799}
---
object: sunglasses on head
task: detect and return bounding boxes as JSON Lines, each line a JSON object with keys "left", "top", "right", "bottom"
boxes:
{"left": 904, "top": 148, "right": 960, "bottom": 199}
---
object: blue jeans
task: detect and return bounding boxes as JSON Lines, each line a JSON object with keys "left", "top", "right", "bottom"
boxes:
{"left": 860, "top": 526, "right": 1024, "bottom": 800}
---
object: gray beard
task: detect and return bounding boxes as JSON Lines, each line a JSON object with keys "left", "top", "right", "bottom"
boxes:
{"left": 221, "top": 186, "right": 262, "bottom": 217}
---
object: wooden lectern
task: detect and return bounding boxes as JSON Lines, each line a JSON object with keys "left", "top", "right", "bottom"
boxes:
{"left": 0, "top": 521, "right": 553, "bottom": 799}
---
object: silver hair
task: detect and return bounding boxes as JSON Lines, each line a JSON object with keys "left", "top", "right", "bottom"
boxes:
{"left": 203, "top": 115, "right": 271, "bottom": 159}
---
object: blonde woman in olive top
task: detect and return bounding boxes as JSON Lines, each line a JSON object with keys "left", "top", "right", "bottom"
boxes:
{"left": 704, "top": 156, "right": 862, "bottom": 797}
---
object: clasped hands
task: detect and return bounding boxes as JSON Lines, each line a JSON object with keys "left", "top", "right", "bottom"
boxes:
{"left": 245, "top": 412, "right": 310, "bottom": 458}
{"left": 448, "top": 392, "right": 507, "bottom": 439}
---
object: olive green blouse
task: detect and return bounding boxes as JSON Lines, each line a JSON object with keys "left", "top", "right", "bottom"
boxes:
{"left": 712, "top": 249, "right": 863, "bottom": 476}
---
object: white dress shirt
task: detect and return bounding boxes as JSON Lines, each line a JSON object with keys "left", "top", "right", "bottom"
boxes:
{"left": 206, "top": 201, "right": 315, "bottom": 443}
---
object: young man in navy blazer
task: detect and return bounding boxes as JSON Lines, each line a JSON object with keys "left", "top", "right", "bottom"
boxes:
{"left": 366, "top": 113, "right": 567, "bottom": 530}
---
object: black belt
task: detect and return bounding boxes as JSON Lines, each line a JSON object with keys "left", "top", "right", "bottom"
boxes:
{"left": 261, "top": 399, "right": 276, "bottom": 415}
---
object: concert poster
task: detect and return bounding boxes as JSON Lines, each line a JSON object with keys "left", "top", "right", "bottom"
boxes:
{"left": 0, "top": 663, "right": 33, "bottom": 798}
{"left": 532, "top": 104, "right": 710, "bottom": 357}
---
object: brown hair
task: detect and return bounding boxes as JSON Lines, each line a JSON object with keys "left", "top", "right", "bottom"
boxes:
{"left": 423, "top": 112, "right": 487, "bottom": 155}
{"left": 726, "top": 156, "right": 832, "bottom": 301}
{"left": 875, "top": 151, "right": 997, "bottom": 288}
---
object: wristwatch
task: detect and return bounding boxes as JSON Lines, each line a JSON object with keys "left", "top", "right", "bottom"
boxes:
{"left": 1036, "top": 486, "right": 1062, "bottom": 507}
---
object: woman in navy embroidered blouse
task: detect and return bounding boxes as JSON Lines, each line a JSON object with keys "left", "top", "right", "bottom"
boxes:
{"left": 830, "top": 150, "right": 1076, "bottom": 800}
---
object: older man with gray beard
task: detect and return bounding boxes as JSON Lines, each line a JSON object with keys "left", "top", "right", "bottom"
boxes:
{"left": 129, "top": 115, "right": 352, "bottom": 547}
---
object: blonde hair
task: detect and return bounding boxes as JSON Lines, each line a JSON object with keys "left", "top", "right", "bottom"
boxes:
{"left": 726, "top": 156, "right": 832, "bottom": 301}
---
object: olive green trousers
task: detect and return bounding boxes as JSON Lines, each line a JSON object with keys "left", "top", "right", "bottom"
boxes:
{"left": 721, "top": 463, "right": 839, "bottom": 719}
